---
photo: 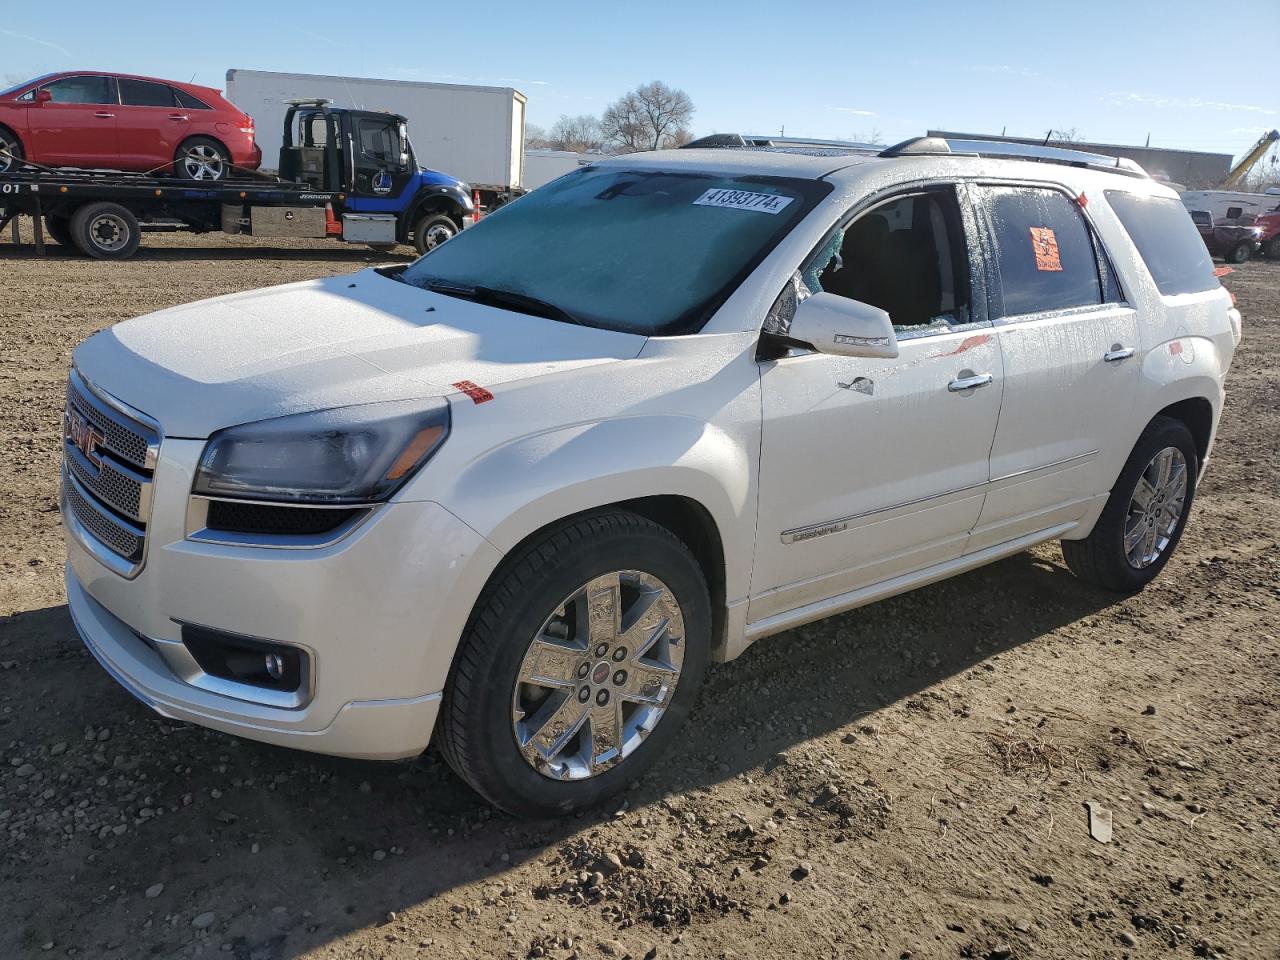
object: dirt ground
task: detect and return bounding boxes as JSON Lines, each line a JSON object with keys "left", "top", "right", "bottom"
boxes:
{"left": 1, "top": 226, "right": 1277, "bottom": 960}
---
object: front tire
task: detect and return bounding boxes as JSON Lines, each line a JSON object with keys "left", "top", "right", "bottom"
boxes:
{"left": 1226, "top": 241, "right": 1252, "bottom": 264}
{"left": 412, "top": 213, "right": 458, "bottom": 256}
{"left": 1265, "top": 236, "right": 1280, "bottom": 260}
{"left": 439, "top": 510, "right": 711, "bottom": 817}
{"left": 1061, "top": 416, "right": 1198, "bottom": 593}
{"left": 70, "top": 202, "right": 141, "bottom": 260}
{"left": 174, "top": 137, "right": 231, "bottom": 181}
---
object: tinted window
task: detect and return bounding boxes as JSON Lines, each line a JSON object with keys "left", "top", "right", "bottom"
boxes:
{"left": 400, "top": 169, "right": 830, "bottom": 335}
{"left": 119, "top": 78, "right": 176, "bottom": 107}
{"left": 358, "top": 120, "right": 401, "bottom": 162}
{"left": 1106, "top": 191, "right": 1219, "bottom": 296}
{"left": 42, "top": 75, "right": 115, "bottom": 105}
{"left": 981, "top": 186, "right": 1102, "bottom": 318}
{"left": 1226, "top": 206, "right": 1243, "bottom": 220}
{"left": 173, "top": 87, "right": 211, "bottom": 110}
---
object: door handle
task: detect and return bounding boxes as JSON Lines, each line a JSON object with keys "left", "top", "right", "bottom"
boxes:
{"left": 167, "top": 114, "right": 189, "bottom": 122}
{"left": 93, "top": 112, "right": 115, "bottom": 119}
{"left": 1103, "top": 347, "right": 1135, "bottom": 363}
{"left": 947, "top": 373, "right": 994, "bottom": 392}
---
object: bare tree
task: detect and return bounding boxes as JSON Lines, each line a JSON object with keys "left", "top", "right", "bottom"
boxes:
{"left": 548, "top": 114, "right": 602, "bottom": 153}
{"left": 601, "top": 81, "right": 694, "bottom": 153}
{"left": 1046, "top": 127, "right": 1084, "bottom": 144}
{"left": 525, "top": 123, "right": 551, "bottom": 149}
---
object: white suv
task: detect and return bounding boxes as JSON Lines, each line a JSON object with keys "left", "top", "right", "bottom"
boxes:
{"left": 63, "top": 135, "right": 1240, "bottom": 816}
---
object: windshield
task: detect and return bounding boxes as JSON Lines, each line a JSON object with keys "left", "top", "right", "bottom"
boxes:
{"left": 0, "top": 75, "right": 51, "bottom": 97}
{"left": 399, "top": 168, "right": 831, "bottom": 335}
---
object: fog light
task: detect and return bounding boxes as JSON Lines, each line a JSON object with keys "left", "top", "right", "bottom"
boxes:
{"left": 264, "top": 653, "right": 285, "bottom": 681}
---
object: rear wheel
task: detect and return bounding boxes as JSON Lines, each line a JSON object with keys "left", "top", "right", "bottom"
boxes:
{"left": 1226, "top": 241, "right": 1252, "bottom": 264}
{"left": 413, "top": 213, "right": 458, "bottom": 256}
{"left": 1061, "top": 416, "right": 1198, "bottom": 593}
{"left": 1265, "top": 236, "right": 1280, "bottom": 260}
{"left": 44, "top": 215, "right": 75, "bottom": 248}
{"left": 439, "top": 510, "right": 711, "bottom": 817}
{"left": 0, "top": 128, "right": 22, "bottom": 173}
{"left": 175, "top": 137, "right": 231, "bottom": 181}
{"left": 70, "top": 202, "right": 141, "bottom": 260}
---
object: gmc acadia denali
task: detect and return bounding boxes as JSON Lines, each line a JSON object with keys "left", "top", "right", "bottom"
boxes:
{"left": 62, "top": 135, "right": 1240, "bottom": 816}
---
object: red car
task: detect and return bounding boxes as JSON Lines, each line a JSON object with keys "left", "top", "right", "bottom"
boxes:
{"left": 0, "top": 71, "right": 261, "bottom": 180}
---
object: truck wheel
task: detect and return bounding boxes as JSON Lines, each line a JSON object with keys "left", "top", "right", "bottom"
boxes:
{"left": 439, "top": 510, "right": 711, "bottom": 817}
{"left": 44, "top": 215, "right": 75, "bottom": 249}
{"left": 1226, "top": 241, "right": 1252, "bottom": 264}
{"left": 0, "top": 128, "right": 22, "bottom": 173}
{"left": 175, "top": 137, "right": 231, "bottom": 181}
{"left": 413, "top": 213, "right": 458, "bottom": 256}
{"left": 70, "top": 202, "right": 142, "bottom": 260}
{"left": 1061, "top": 416, "right": 1198, "bottom": 593}
{"left": 1265, "top": 236, "right": 1280, "bottom": 260}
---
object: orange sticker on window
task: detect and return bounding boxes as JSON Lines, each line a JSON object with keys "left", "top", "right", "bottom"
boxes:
{"left": 1030, "top": 227, "right": 1063, "bottom": 271}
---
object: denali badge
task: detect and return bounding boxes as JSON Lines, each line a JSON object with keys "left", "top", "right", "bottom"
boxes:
{"left": 780, "top": 520, "right": 849, "bottom": 544}
{"left": 65, "top": 409, "right": 105, "bottom": 469}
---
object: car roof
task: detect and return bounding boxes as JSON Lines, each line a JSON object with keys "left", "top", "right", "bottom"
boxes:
{"left": 32, "top": 71, "right": 219, "bottom": 93}
{"left": 588, "top": 145, "right": 1176, "bottom": 199}
{"left": 589, "top": 147, "right": 875, "bottom": 180}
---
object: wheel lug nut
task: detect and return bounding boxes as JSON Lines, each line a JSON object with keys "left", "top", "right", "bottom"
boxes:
{"left": 613, "top": 670, "right": 627, "bottom": 686}
{"left": 578, "top": 686, "right": 591, "bottom": 703}
{"left": 594, "top": 643, "right": 609, "bottom": 658}
{"left": 612, "top": 647, "right": 627, "bottom": 662}
{"left": 595, "top": 689, "right": 610, "bottom": 707}
{"left": 576, "top": 662, "right": 590, "bottom": 679}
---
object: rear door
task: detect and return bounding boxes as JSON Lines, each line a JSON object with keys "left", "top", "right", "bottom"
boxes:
{"left": 967, "top": 183, "right": 1140, "bottom": 552}
{"left": 27, "top": 75, "right": 119, "bottom": 167}
{"left": 115, "top": 78, "right": 184, "bottom": 172}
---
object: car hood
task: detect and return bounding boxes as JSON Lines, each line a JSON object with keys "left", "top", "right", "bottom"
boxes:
{"left": 73, "top": 268, "right": 647, "bottom": 437}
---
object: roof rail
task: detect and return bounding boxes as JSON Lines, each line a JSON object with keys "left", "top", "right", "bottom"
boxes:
{"left": 682, "top": 133, "right": 883, "bottom": 156}
{"left": 880, "top": 136, "right": 1150, "bottom": 178}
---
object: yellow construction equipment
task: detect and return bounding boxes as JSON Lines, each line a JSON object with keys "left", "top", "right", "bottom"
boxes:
{"left": 1223, "top": 130, "right": 1280, "bottom": 188}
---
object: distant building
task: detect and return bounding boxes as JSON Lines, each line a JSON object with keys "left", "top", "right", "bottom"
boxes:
{"left": 927, "top": 130, "right": 1232, "bottom": 190}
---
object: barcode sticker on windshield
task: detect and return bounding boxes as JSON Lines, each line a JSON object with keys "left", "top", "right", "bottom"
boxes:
{"left": 693, "top": 189, "right": 795, "bottom": 215}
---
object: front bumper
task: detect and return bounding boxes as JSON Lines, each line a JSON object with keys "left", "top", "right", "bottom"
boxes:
{"left": 65, "top": 437, "right": 502, "bottom": 760}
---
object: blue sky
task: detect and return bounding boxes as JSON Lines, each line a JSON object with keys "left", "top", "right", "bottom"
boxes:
{"left": 4, "top": 0, "right": 1278, "bottom": 162}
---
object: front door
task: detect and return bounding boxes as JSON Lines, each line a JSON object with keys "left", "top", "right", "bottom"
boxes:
{"left": 967, "top": 184, "right": 1141, "bottom": 552}
{"left": 27, "top": 75, "right": 119, "bottom": 168}
{"left": 750, "top": 185, "right": 1003, "bottom": 626}
{"left": 346, "top": 114, "right": 416, "bottom": 209}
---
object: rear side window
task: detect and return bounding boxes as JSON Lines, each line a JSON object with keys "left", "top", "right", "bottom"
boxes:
{"left": 979, "top": 186, "right": 1102, "bottom": 318}
{"left": 119, "top": 79, "right": 177, "bottom": 107}
{"left": 1106, "top": 191, "right": 1218, "bottom": 296}
{"left": 173, "top": 87, "right": 212, "bottom": 110}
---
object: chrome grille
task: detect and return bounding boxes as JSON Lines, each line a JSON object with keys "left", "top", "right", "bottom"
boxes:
{"left": 63, "top": 370, "right": 161, "bottom": 577}
{"left": 64, "top": 473, "right": 145, "bottom": 562}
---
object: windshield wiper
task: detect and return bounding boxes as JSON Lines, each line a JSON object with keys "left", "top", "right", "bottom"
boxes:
{"left": 424, "top": 280, "right": 585, "bottom": 326}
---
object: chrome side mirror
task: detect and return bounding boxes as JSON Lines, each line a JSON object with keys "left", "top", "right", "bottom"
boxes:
{"left": 788, "top": 292, "right": 899, "bottom": 359}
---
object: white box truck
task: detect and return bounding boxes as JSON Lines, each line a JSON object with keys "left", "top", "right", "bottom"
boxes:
{"left": 1180, "top": 189, "right": 1280, "bottom": 223}
{"left": 226, "top": 69, "right": 526, "bottom": 207}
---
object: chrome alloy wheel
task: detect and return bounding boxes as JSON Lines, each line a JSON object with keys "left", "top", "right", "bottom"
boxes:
{"left": 181, "top": 144, "right": 227, "bottom": 180}
{"left": 0, "top": 133, "right": 16, "bottom": 173}
{"left": 422, "top": 221, "right": 456, "bottom": 250}
{"left": 1124, "top": 446, "right": 1188, "bottom": 569}
{"left": 88, "top": 213, "right": 132, "bottom": 253}
{"left": 512, "top": 570, "right": 685, "bottom": 781}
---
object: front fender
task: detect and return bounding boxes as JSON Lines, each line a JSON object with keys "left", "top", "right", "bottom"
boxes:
{"left": 405, "top": 183, "right": 472, "bottom": 232}
{"left": 436, "top": 415, "right": 755, "bottom": 604}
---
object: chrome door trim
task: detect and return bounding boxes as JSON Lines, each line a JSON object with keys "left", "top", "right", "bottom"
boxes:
{"left": 780, "top": 449, "right": 1100, "bottom": 544}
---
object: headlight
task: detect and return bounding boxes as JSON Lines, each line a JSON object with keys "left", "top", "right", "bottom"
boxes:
{"left": 193, "top": 399, "right": 450, "bottom": 504}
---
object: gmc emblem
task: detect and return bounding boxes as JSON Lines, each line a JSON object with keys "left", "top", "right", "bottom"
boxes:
{"left": 65, "top": 409, "right": 105, "bottom": 469}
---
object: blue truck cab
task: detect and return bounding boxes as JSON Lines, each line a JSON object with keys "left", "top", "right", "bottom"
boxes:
{"left": 279, "top": 100, "right": 474, "bottom": 254}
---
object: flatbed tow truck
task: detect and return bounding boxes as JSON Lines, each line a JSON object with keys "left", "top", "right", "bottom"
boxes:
{"left": 0, "top": 100, "right": 475, "bottom": 260}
